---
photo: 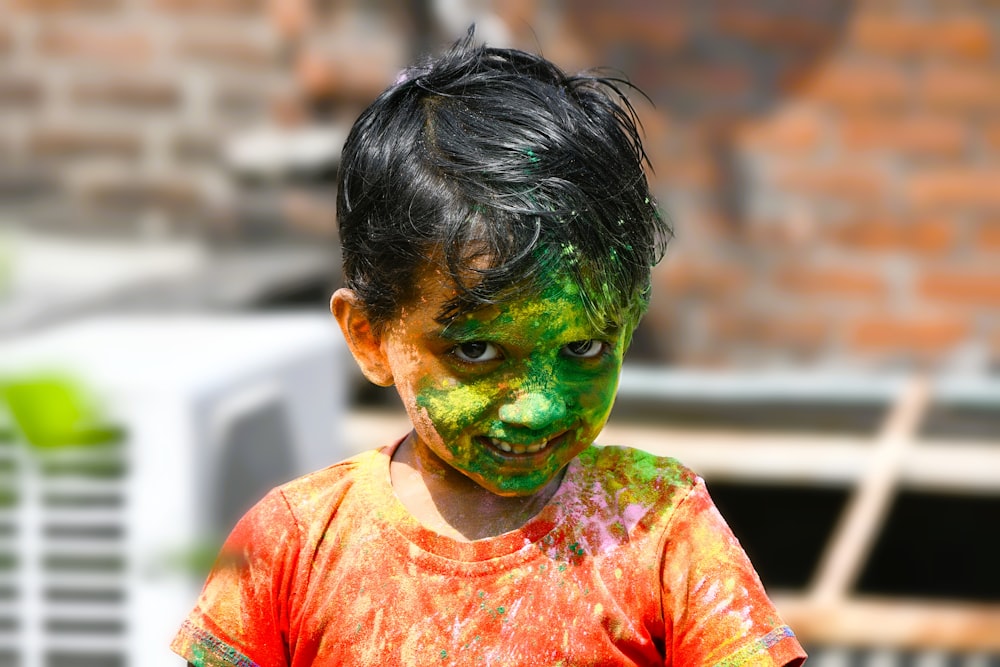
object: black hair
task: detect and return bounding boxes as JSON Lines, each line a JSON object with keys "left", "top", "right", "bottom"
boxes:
{"left": 337, "top": 26, "right": 671, "bottom": 334}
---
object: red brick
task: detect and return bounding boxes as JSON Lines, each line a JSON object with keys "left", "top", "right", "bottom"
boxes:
{"left": 566, "top": 7, "right": 687, "bottom": 52}
{"left": 655, "top": 157, "right": 719, "bottom": 190}
{"left": 79, "top": 176, "right": 203, "bottom": 213}
{"left": 919, "top": 270, "right": 1000, "bottom": 306}
{"left": 848, "top": 315, "right": 970, "bottom": 353}
{"left": 745, "top": 218, "right": 819, "bottom": 248}
{"left": 851, "top": 15, "right": 993, "bottom": 60}
{"left": 716, "top": 9, "right": 840, "bottom": 50}
{"left": 711, "top": 311, "right": 831, "bottom": 354}
{"left": 990, "top": 328, "right": 1000, "bottom": 368}
{"left": 850, "top": 15, "right": 926, "bottom": 56}
{"left": 37, "top": 26, "right": 153, "bottom": 64}
{"left": 739, "top": 109, "right": 823, "bottom": 154}
{"left": 775, "top": 266, "right": 886, "bottom": 299}
{"left": 908, "top": 168, "right": 1000, "bottom": 210}
{"left": 177, "top": 35, "right": 276, "bottom": 68}
{"left": 0, "top": 165, "right": 58, "bottom": 198}
{"left": 656, "top": 63, "right": 755, "bottom": 102}
{"left": 977, "top": 221, "right": 1000, "bottom": 252}
{"left": 830, "top": 218, "right": 956, "bottom": 255}
{"left": 292, "top": 47, "right": 395, "bottom": 103}
{"left": 656, "top": 260, "right": 747, "bottom": 298}
{"left": 9, "top": 0, "right": 121, "bottom": 12}
{"left": 0, "top": 27, "right": 12, "bottom": 56}
{"left": 987, "top": 123, "right": 1000, "bottom": 150}
{"left": 633, "top": 111, "right": 671, "bottom": 168}
{"left": 0, "top": 76, "right": 42, "bottom": 106}
{"left": 72, "top": 79, "right": 180, "bottom": 110}
{"left": 172, "top": 132, "right": 220, "bottom": 164}
{"left": 787, "top": 63, "right": 909, "bottom": 109}
{"left": 773, "top": 164, "right": 887, "bottom": 201}
{"left": 215, "top": 85, "right": 268, "bottom": 119}
{"left": 28, "top": 128, "right": 141, "bottom": 159}
{"left": 265, "top": 0, "right": 311, "bottom": 40}
{"left": 840, "top": 115, "right": 966, "bottom": 157}
{"left": 934, "top": 17, "right": 995, "bottom": 60}
{"left": 920, "top": 65, "right": 1000, "bottom": 112}
{"left": 153, "top": 0, "right": 265, "bottom": 14}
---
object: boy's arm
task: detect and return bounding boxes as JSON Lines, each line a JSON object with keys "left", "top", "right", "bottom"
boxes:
{"left": 171, "top": 488, "right": 300, "bottom": 667}
{"left": 661, "top": 479, "right": 807, "bottom": 667}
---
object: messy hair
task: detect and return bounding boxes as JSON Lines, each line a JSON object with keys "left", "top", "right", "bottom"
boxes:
{"left": 337, "top": 26, "right": 671, "bottom": 334}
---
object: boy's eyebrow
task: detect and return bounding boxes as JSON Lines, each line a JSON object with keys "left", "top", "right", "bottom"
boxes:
{"left": 439, "top": 316, "right": 625, "bottom": 341}
{"left": 600, "top": 322, "right": 624, "bottom": 338}
{"left": 438, "top": 318, "right": 486, "bottom": 341}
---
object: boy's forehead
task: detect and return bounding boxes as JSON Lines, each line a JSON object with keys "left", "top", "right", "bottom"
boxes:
{"left": 441, "top": 299, "right": 589, "bottom": 347}
{"left": 401, "top": 253, "right": 630, "bottom": 334}
{"left": 442, "top": 280, "right": 616, "bottom": 337}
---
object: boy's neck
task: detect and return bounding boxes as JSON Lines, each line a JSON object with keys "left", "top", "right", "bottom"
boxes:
{"left": 389, "top": 431, "right": 564, "bottom": 542}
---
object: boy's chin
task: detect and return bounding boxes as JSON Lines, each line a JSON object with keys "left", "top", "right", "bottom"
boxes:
{"left": 482, "top": 484, "right": 547, "bottom": 499}
{"left": 465, "top": 467, "right": 566, "bottom": 499}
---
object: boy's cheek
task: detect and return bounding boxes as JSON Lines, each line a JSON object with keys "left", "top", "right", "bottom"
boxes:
{"left": 562, "top": 366, "right": 621, "bottom": 414}
{"left": 406, "top": 364, "right": 619, "bottom": 436}
{"left": 413, "top": 379, "right": 502, "bottom": 435}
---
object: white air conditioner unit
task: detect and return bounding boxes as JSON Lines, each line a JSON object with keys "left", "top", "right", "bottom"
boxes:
{"left": 0, "top": 313, "right": 350, "bottom": 667}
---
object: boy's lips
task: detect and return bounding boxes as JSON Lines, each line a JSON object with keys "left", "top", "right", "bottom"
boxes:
{"left": 478, "top": 432, "right": 568, "bottom": 456}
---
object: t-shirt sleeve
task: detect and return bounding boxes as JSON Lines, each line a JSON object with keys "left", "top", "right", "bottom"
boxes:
{"left": 661, "top": 479, "right": 806, "bottom": 667}
{"left": 170, "top": 489, "right": 301, "bottom": 667}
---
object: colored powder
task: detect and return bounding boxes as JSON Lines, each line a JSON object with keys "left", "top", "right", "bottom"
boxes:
{"left": 412, "top": 268, "right": 624, "bottom": 495}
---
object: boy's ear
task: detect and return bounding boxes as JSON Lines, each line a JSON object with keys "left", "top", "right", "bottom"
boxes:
{"left": 330, "top": 288, "right": 394, "bottom": 387}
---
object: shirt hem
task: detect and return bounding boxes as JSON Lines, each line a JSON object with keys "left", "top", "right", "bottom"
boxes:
{"left": 713, "top": 625, "right": 806, "bottom": 667}
{"left": 170, "top": 619, "right": 260, "bottom": 667}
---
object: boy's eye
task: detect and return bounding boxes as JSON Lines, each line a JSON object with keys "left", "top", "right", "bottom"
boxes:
{"left": 563, "top": 340, "right": 606, "bottom": 359}
{"left": 452, "top": 341, "right": 501, "bottom": 362}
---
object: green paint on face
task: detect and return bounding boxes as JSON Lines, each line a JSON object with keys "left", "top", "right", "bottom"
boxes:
{"left": 540, "top": 234, "right": 650, "bottom": 338}
{"left": 409, "top": 270, "right": 628, "bottom": 496}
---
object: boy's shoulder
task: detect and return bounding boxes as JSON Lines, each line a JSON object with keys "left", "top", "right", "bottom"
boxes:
{"left": 555, "top": 445, "right": 705, "bottom": 547}
{"left": 267, "top": 446, "right": 389, "bottom": 517}
{"left": 577, "top": 444, "right": 700, "bottom": 491}
{"left": 570, "top": 444, "right": 702, "bottom": 518}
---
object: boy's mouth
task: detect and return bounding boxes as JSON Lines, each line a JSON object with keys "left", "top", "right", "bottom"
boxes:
{"left": 479, "top": 432, "right": 567, "bottom": 456}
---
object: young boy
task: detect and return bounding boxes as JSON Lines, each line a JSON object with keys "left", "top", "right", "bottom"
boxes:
{"left": 172, "top": 29, "right": 807, "bottom": 667}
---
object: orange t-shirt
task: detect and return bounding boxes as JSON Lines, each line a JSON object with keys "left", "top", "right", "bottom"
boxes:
{"left": 171, "top": 443, "right": 806, "bottom": 667}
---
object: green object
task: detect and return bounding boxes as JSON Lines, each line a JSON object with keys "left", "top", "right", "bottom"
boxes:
{"left": 0, "top": 374, "right": 123, "bottom": 448}
{"left": 162, "top": 540, "right": 228, "bottom": 579}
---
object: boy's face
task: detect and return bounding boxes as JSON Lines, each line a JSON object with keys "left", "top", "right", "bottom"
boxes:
{"left": 375, "top": 267, "right": 630, "bottom": 497}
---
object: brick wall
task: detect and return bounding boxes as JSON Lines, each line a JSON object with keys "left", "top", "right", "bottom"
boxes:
{"left": 547, "top": 1, "right": 1000, "bottom": 372}
{"left": 2, "top": 0, "right": 998, "bottom": 371}
{"left": 0, "top": 0, "right": 406, "bottom": 236}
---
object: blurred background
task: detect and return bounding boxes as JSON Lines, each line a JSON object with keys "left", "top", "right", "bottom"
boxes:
{"left": 0, "top": 0, "right": 999, "bottom": 665}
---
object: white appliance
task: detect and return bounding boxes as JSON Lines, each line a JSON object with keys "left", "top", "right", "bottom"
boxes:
{"left": 0, "top": 313, "right": 350, "bottom": 667}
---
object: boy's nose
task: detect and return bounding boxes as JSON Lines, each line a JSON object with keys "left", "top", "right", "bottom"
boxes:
{"left": 498, "top": 391, "right": 567, "bottom": 430}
